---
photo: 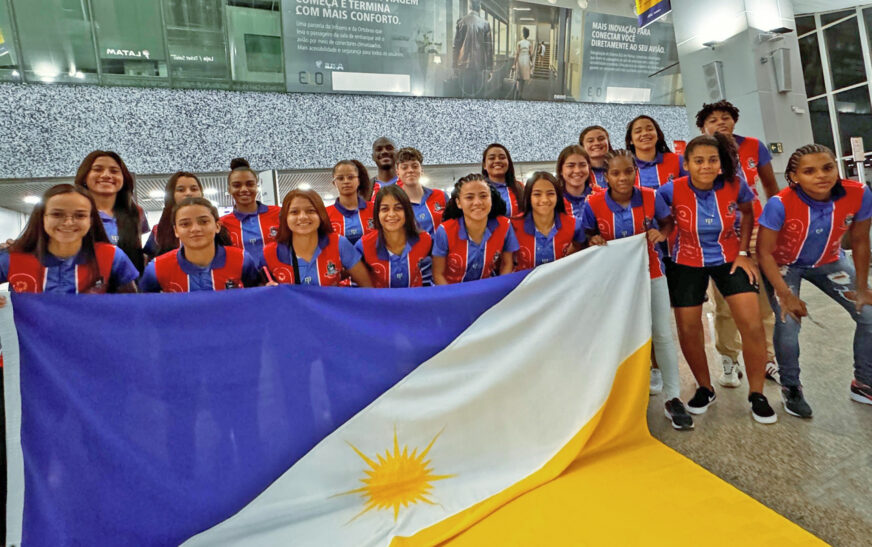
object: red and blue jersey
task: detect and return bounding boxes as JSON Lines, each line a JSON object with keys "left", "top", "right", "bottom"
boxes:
{"left": 219, "top": 202, "right": 281, "bottom": 266}
{"left": 759, "top": 180, "right": 872, "bottom": 267}
{"left": 433, "top": 216, "right": 520, "bottom": 283}
{"left": 656, "top": 175, "right": 755, "bottom": 267}
{"left": 635, "top": 152, "right": 687, "bottom": 190}
{"left": 139, "top": 245, "right": 257, "bottom": 292}
{"left": 355, "top": 230, "right": 433, "bottom": 288}
{"left": 562, "top": 182, "right": 604, "bottom": 220}
{"left": 327, "top": 197, "right": 375, "bottom": 245}
{"left": 409, "top": 186, "right": 447, "bottom": 235}
{"left": 582, "top": 187, "right": 670, "bottom": 279}
{"left": 0, "top": 243, "right": 137, "bottom": 294}
{"left": 261, "top": 234, "right": 361, "bottom": 287}
{"left": 512, "top": 213, "right": 584, "bottom": 271}
{"left": 735, "top": 135, "right": 772, "bottom": 220}
{"left": 487, "top": 179, "right": 521, "bottom": 217}
{"left": 370, "top": 176, "right": 401, "bottom": 202}
{"left": 98, "top": 207, "right": 150, "bottom": 245}
{"left": 591, "top": 166, "right": 607, "bottom": 189}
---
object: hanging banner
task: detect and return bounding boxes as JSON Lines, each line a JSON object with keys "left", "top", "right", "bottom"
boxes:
{"left": 635, "top": 0, "right": 671, "bottom": 29}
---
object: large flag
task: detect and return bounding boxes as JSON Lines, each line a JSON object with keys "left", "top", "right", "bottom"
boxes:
{"left": 2, "top": 236, "right": 822, "bottom": 545}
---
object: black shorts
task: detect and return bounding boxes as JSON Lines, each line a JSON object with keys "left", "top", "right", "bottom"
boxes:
{"left": 666, "top": 260, "right": 757, "bottom": 307}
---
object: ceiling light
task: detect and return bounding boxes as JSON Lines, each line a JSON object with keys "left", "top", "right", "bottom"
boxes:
{"left": 420, "top": 175, "right": 431, "bottom": 185}
{"left": 23, "top": 195, "right": 40, "bottom": 204}
{"left": 148, "top": 190, "right": 164, "bottom": 198}
{"left": 299, "top": 182, "right": 311, "bottom": 190}
{"left": 203, "top": 188, "right": 218, "bottom": 196}
{"left": 323, "top": 193, "right": 334, "bottom": 200}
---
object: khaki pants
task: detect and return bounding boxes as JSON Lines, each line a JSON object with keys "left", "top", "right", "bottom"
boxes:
{"left": 709, "top": 226, "right": 775, "bottom": 362}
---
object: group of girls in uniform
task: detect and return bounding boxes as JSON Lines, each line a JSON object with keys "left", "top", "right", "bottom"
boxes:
{"left": 2, "top": 103, "right": 871, "bottom": 428}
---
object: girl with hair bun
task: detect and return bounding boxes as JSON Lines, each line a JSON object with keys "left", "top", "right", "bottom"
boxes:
{"left": 326, "top": 160, "right": 375, "bottom": 245}
{"left": 432, "top": 174, "right": 519, "bottom": 284}
{"left": 218, "top": 158, "right": 281, "bottom": 266}
{"left": 757, "top": 144, "right": 872, "bottom": 414}
{"left": 582, "top": 150, "right": 692, "bottom": 430}
{"left": 139, "top": 197, "right": 259, "bottom": 292}
{"left": 0, "top": 184, "right": 138, "bottom": 302}
{"left": 655, "top": 133, "right": 777, "bottom": 424}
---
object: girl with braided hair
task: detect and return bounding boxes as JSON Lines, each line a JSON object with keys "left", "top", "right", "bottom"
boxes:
{"left": 582, "top": 150, "right": 692, "bottom": 430}
{"left": 757, "top": 144, "right": 872, "bottom": 414}
{"left": 655, "top": 133, "right": 777, "bottom": 424}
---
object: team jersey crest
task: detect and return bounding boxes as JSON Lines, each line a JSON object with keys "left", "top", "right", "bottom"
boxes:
{"left": 269, "top": 226, "right": 278, "bottom": 237}
{"left": 727, "top": 201, "right": 738, "bottom": 216}
{"left": 434, "top": 202, "right": 443, "bottom": 212}
{"left": 326, "top": 261, "right": 338, "bottom": 276}
{"left": 844, "top": 213, "right": 855, "bottom": 227}
{"left": 748, "top": 158, "right": 756, "bottom": 169}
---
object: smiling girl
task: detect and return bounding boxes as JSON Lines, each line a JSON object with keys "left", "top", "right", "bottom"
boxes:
{"left": 582, "top": 150, "right": 692, "bottom": 430}
{"left": 74, "top": 150, "right": 147, "bottom": 273}
{"left": 512, "top": 172, "right": 584, "bottom": 271}
{"left": 432, "top": 174, "right": 519, "bottom": 284}
{"left": 579, "top": 125, "right": 615, "bottom": 189}
{"left": 0, "top": 185, "right": 138, "bottom": 301}
{"left": 656, "top": 133, "right": 776, "bottom": 424}
{"left": 757, "top": 144, "right": 872, "bottom": 414}
{"left": 218, "top": 158, "right": 281, "bottom": 267}
{"left": 482, "top": 144, "right": 524, "bottom": 217}
{"left": 625, "top": 115, "right": 687, "bottom": 189}
{"left": 262, "top": 189, "right": 372, "bottom": 287}
{"left": 139, "top": 197, "right": 259, "bottom": 292}
{"left": 356, "top": 185, "right": 432, "bottom": 288}
{"left": 144, "top": 171, "right": 204, "bottom": 258}
{"left": 556, "top": 145, "right": 603, "bottom": 219}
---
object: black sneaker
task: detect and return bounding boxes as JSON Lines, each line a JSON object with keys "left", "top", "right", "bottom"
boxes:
{"left": 749, "top": 392, "right": 778, "bottom": 424}
{"left": 686, "top": 386, "right": 716, "bottom": 415}
{"left": 664, "top": 398, "right": 694, "bottom": 430}
{"left": 781, "top": 386, "right": 813, "bottom": 418}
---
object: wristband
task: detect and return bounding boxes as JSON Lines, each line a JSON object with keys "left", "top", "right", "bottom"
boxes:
{"left": 738, "top": 251, "right": 749, "bottom": 257}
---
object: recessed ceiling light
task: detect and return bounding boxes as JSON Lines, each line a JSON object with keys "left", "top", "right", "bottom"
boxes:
{"left": 148, "top": 190, "right": 164, "bottom": 198}
{"left": 203, "top": 188, "right": 218, "bottom": 196}
{"left": 23, "top": 195, "right": 40, "bottom": 204}
{"left": 299, "top": 182, "right": 311, "bottom": 190}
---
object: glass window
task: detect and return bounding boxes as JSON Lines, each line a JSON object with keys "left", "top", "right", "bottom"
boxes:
{"left": 0, "top": 1, "right": 21, "bottom": 80}
{"left": 808, "top": 97, "right": 835, "bottom": 152}
{"left": 834, "top": 86, "right": 872, "bottom": 155}
{"left": 91, "top": 0, "right": 168, "bottom": 86}
{"left": 226, "top": 2, "right": 283, "bottom": 89}
{"left": 823, "top": 16, "right": 864, "bottom": 91}
{"left": 795, "top": 15, "right": 815, "bottom": 36}
{"left": 12, "top": 0, "right": 99, "bottom": 84}
{"left": 821, "top": 9, "right": 855, "bottom": 26}
{"left": 163, "top": 0, "right": 230, "bottom": 87}
{"left": 798, "top": 33, "right": 825, "bottom": 97}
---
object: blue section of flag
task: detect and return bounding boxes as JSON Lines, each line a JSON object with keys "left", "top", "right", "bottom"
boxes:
{"left": 11, "top": 275, "right": 527, "bottom": 545}
{"left": 637, "top": 0, "right": 671, "bottom": 28}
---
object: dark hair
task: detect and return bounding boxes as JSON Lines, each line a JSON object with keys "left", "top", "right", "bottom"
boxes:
{"left": 482, "top": 143, "right": 524, "bottom": 214}
{"left": 443, "top": 173, "right": 507, "bottom": 221}
{"left": 10, "top": 185, "right": 110, "bottom": 280}
{"left": 332, "top": 160, "right": 372, "bottom": 200}
{"left": 625, "top": 115, "right": 671, "bottom": 154}
{"left": 276, "top": 189, "right": 333, "bottom": 245}
{"left": 695, "top": 100, "right": 740, "bottom": 129}
{"left": 373, "top": 185, "right": 419, "bottom": 246}
{"left": 602, "top": 150, "right": 638, "bottom": 188}
{"left": 522, "top": 27, "right": 530, "bottom": 39}
{"left": 227, "top": 157, "right": 259, "bottom": 191}
{"left": 522, "top": 171, "right": 566, "bottom": 216}
{"left": 397, "top": 147, "right": 423, "bottom": 165}
{"left": 172, "top": 196, "right": 232, "bottom": 247}
{"left": 73, "top": 150, "right": 144, "bottom": 273}
{"left": 154, "top": 171, "right": 203, "bottom": 255}
{"left": 684, "top": 133, "right": 738, "bottom": 182}
{"left": 785, "top": 144, "right": 837, "bottom": 186}
{"left": 556, "top": 145, "right": 596, "bottom": 192}
{"left": 579, "top": 125, "right": 614, "bottom": 152}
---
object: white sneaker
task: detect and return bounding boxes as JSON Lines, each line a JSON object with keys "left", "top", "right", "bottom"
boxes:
{"left": 649, "top": 368, "right": 663, "bottom": 395}
{"left": 717, "top": 355, "right": 742, "bottom": 388}
{"left": 765, "top": 361, "right": 781, "bottom": 385}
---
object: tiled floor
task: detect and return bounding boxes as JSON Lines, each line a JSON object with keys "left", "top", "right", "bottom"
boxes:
{"left": 647, "top": 282, "right": 872, "bottom": 546}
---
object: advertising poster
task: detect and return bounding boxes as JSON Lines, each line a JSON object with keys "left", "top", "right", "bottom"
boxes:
{"left": 635, "top": 0, "right": 671, "bottom": 29}
{"left": 578, "top": 11, "right": 679, "bottom": 105}
{"left": 282, "top": 0, "right": 681, "bottom": 105}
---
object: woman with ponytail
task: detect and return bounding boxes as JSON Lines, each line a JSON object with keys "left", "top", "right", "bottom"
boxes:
{"left": 655, "top": 133, "right": 777, "bottom": 424}
{"left": 218, "top": 158, "right": 281, "bottom": 266}
{"left": 74, "top": 150, "right": 147, "bottom": 273}
{"left": 482, "top": 144, "right": 525, "bottom": 217}
{"left": 757, "top": 144, "right": 872, "bottom": 414}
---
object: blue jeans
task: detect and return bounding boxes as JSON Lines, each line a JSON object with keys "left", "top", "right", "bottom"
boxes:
{"left": 764, "top": 254, "right": 872, "bottom": 387}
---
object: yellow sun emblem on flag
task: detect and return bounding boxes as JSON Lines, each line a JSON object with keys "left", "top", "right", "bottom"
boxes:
{"left": 337, "top": 428, "right": 454, "bottom": 522}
